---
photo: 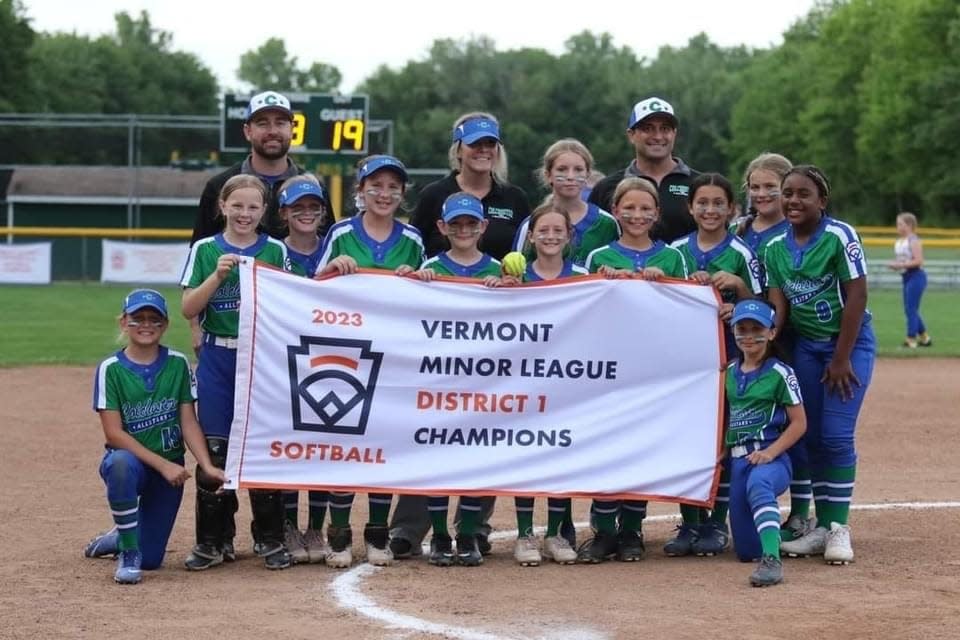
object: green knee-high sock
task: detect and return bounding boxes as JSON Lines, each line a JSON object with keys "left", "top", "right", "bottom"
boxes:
{"left": 545, "top": 498, "right": 566, "bottom": 537}
{"left": 515, "top": 497, "right": 535, "bottom": 536}
{"left": 427, "top": 496, "right": 449, "bottom": 536}
{"left": 328, "top": 492, "right": 354, "bottom": 528}
{"left": 825, "top": 465, "right": 856, "bottom": 525}
{"left": 760, "top": 528, "right": 782, "bottom": 558}
{"left": 710, "top": 466, "right": 730, "bottom": 524}
{"left": 593, "top": 500, "right": 619, "bottom": 534}
{"left": 111, "top": 498, "right": 139, "bottom": 551}
{"left": 308, "top": 491, "right": 327, "bottom": 530}
{"left": 458, "top": 496, "right": 481, "bottom": 536}
{"left": 368, "top": 493, "right": 392, "bottom": 526}
{"left": 679, "top": 504, "right": 702, "bottom": 526}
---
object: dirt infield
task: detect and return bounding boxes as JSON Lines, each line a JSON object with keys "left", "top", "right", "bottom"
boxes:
{"left": 1, "top": 359, "right": 958, "bottom": 640}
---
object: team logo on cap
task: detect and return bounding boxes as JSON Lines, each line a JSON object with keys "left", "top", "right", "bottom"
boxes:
{"left": 287, "top": 337, "right": 383, "bottom": 435}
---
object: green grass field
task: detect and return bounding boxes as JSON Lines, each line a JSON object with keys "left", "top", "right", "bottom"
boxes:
{"left": 0, "top": 282, "right": 956, "bottom": 366}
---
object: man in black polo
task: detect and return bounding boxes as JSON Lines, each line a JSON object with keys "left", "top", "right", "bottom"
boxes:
{"left": 588, "top": 96, "right": 699, "bottom": 244}
{"left": 191, "top": 90, "right": 306, "bottom": 244}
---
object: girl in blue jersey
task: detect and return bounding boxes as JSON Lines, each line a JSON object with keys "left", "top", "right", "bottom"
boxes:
{"left": 181, "top": 174, "right": 292, "bottom": 571}
{"left": 508, "top": 204, "right": 586, "bottom": 567}
{"left": 667, "top": 174, "right": 763, "bottom": 558}
{"left": 769, "top": 165, "right": 875, "bottom": 566}
{"left": 724, "top": 300, "right": 807, "bottom": 587}
{"left": 513, "top": 139, "right": 619, "bottom": 266}
{"left": 313, "top": 155, "right": 425, "bottom": 569}
{"left": 277, "top": 174, "right": 332, "bottom": 564}
{"left": 734, "top": 153, "right": 792, "bottom": 260}
{"left": 86, "top": 289, "right": 225, "bottom": 584}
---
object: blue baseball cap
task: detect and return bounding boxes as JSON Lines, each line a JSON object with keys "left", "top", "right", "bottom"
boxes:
{"left": 731, "top": 300, "right": 775, "bottom": 328}
{"left": 357, "top": 155, "right": 408, "bottom": 183}
{"left": 122, "top": 289, "right": 168, "bottom": 318}
{"left": 279, "top": 180, "right": 328, "bottom": 207}
{"left": 442, "top": 192, "right": 485, "bottom": 222}
{"left": 452, "top": 117, "right": 501, "bottom": 144}
{"left": 627, "top": 96, "right": 678, "bottom": 129}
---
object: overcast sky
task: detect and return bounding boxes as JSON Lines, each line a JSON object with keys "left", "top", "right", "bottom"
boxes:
{"left": 23, "top": 0, "right": 818, "bottom": 92}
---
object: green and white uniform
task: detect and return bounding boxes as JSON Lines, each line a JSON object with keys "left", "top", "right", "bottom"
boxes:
{"left": 513, "top": 204, "right": 619, "bottom": 266}
{"left": 421, "top": 252, "right": 501, "bottom": 278}
{"left": 671, "top": 231, "right": 764, "bottom": 304}
{"left": 93, "top": 347, "right": 197, "bottom": 461}
{"left": 315, "top": 215, "right": 424, "bottom": 274}
{"left": 584, "top": 240, "right": 688, "bottom": 277}
{"left": 180, "top": 233, "right": 290, "bottom": 338}
{"left": 764, "top": 217, "right": 870, "bottom": 340}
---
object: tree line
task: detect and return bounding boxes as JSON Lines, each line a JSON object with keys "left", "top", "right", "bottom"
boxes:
{"left": 2, "top": 0, "right": 958, "bottom": 224}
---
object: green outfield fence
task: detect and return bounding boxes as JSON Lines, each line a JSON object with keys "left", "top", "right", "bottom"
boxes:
{"left": 3, "top": 225, "right": 960, "bottom": 285}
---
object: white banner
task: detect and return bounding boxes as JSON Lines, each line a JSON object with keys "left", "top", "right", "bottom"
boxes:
{"left": 100, "top": 240, "right": 190, "bottom": 284}
{"left": 0, "top": 242, "right": 51, "bottom": 284}
{"left": 225, "top": 262, "right": 725, "bottom": 504}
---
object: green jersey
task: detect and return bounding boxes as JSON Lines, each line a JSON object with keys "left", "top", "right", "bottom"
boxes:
{"left": 584, "top": 240, "right": 688, "bottom": 278}
{"left": 317, "top": 216, "right": 424, "bottom": 274}
{"left": 514, "top": 203, "right": 620, "bottom": 266}
{"left": 671, "top": 232, "right": 764, "bottom": 303}
{"left": 421, "top": 252, "right": 502, "bottom": 278}
{"left": 725, "top": 357, "right": 802, "bottom": 448}
{"left": 180, "top": 233, "right": 289, "bottom": 337}
{"left": 764, "top": 216, "right": 869, "bottom": 340}
{"left": 93, "top": 346, "right": 196, "bottom": 462}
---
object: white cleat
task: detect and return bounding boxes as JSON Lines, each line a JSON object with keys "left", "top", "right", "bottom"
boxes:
{"left": 780, "top": 525, "right": 828, "bottom": 557}
{"left": 303, "top": 528, "right": 329, "bottom": 564}
{"left": 325, "top": 547, "right": 353, "bottom": 569}
{"left": 514, "top": 535, "right": 542, "bottom": 567}
{"left": 543, "top": 535, "right": 578, "bottom": 565}
{"left": 824, "top": 522, "right": 854, "bottom": 565}
{"left": 284, "top": 522, "right": 309, "bottom": 564}
{"left": 366, "top": 543, "right": 394, "bottom": 566}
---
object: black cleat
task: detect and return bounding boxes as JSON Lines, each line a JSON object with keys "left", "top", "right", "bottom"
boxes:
{"left": 428, "top": 533, "right": 455, "bottom": 567}
{"left": 476, "top": 531, "right": 492, "bottom": 556}
{"left": 616, "top": 529, "right": 645, "bottom": 562}
{"left": 577, "top": 531, "right": 619, "bottom": 564}
{"left": 185, "top": 543, "right": 223, "bottom": 571}
{"left": 455, "top": 533, "right": 483, "bottom": 567}
{"left": 260, "top": 541, "right": 292, "bottom": 570}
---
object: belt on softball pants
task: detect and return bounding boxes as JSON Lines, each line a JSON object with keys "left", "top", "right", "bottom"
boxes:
{"left": 730, "top": 442, "right": 764, "bottom": 458}
{"left": 202, "top": 333, "right": 239, "bottom": 349}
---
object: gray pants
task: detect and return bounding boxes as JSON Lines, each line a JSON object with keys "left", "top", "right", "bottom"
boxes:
{"left": 389, "top": 494, "right": 496, "bottom": 544}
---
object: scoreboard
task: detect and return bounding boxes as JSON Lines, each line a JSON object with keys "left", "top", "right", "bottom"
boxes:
{"left": 221, "top": 93, "right": 369, "bottom": 155}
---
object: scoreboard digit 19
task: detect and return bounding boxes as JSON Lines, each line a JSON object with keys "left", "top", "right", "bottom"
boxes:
{"left": 221, "top": 93, "right": 369, "bottom": 155}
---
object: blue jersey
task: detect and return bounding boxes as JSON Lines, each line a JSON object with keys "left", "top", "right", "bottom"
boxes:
{"left": 523, "top": 260, "right": 589, "bottom": 282}
{"left": 286, "top": 241, "right": 325, "bottom": 277}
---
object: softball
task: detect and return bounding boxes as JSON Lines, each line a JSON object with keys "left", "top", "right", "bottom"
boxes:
{"left": 502, "top": 252, "right": 527, "bottom": 277}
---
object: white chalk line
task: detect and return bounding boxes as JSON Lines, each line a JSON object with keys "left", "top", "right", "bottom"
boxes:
{"left": 329, "top": 500, "right": 960, "bottom": 640}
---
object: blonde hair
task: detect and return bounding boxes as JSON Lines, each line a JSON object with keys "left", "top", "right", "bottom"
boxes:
{"left": 896, "top": 212, "right": 918, "bottom": 231}
{"left": 219, "top": 174, "right": 268, "bottom": 213}
{"left": 523, "top": 202, "right": 573, "bottom": 256}
{"left": 613, "top": 177, "right": 659, "bottom": 209}
{"left": 279, "top": 173, "right": 321, "bottom": 193}
{"left": 447, "top": 111, "right": 509, "bottom": 183}
{"left": 742, "top": 152, "right": 793, "bottom": 191}
{"left": 537, "top": 138, "right": 594, "bottom": 190}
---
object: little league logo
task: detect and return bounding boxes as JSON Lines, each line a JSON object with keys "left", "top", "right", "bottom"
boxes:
{"left": 287, "top": 337, "right": 383, "bottom": 435}
{"left": 845, "top": 241, "right": 863, "bottom": 262}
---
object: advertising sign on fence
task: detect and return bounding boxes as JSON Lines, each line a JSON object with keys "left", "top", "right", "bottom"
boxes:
{"left": 100, "top": 240, "right": 190, "bottom": 284}
{"left": 0, "top": 242, "right": 52, "bottom": 284}
{"left": 224, "top": 261, "right": 726, "bottom": 505}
